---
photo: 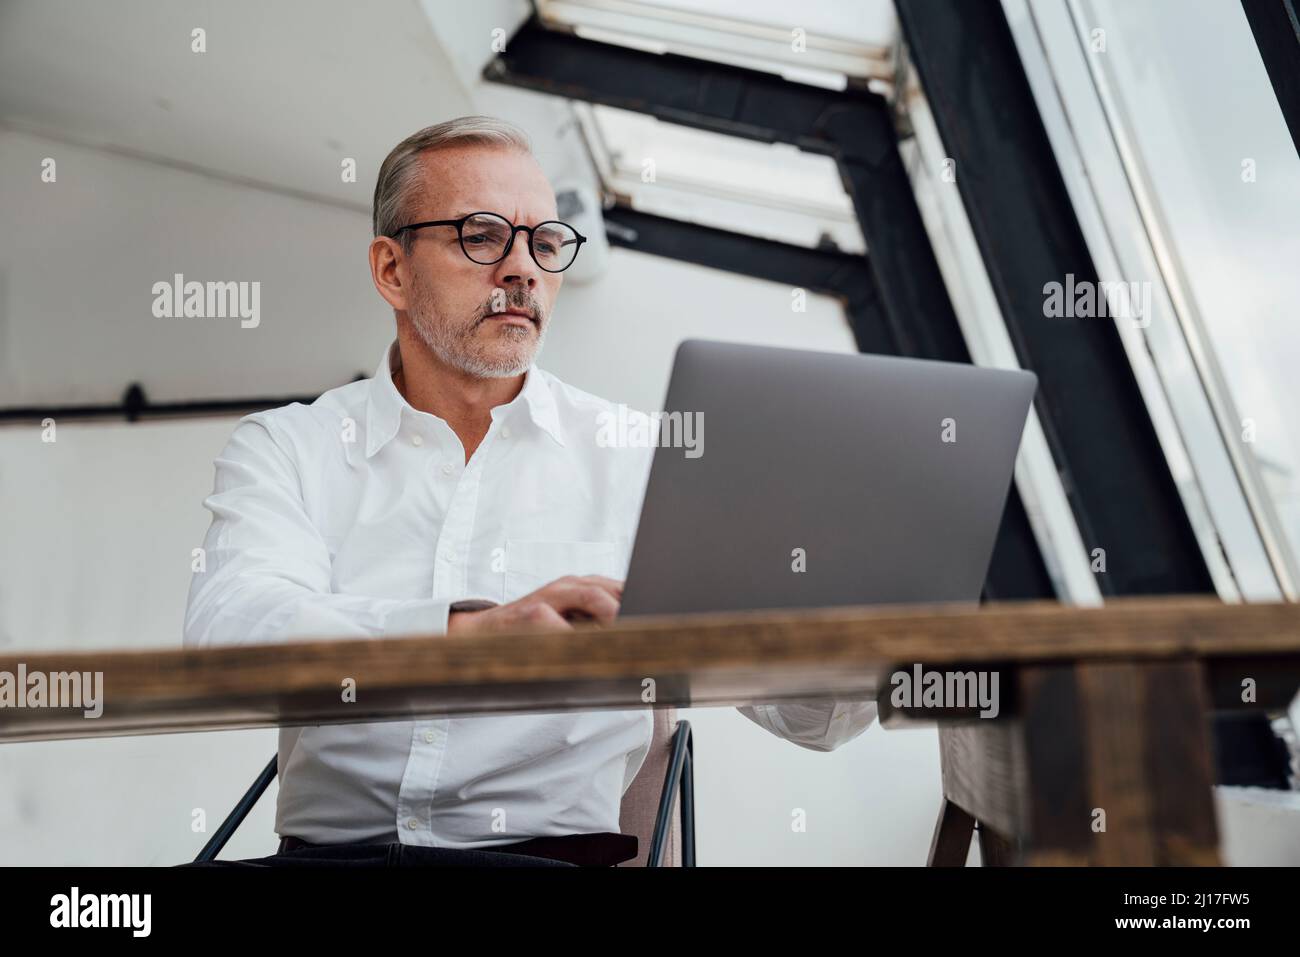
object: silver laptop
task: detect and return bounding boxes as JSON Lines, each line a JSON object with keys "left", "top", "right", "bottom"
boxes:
{"left": 618, "top": 339, "right": 1037, "bottom": 617}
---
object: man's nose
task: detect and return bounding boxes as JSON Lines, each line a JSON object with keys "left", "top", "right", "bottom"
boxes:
{"left": 493, "top": 230, "right": 540, "bottom": 288}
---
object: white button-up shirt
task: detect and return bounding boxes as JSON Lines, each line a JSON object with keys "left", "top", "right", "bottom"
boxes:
{"left": 184, "top": 339, "right": 876, "bottom": 848}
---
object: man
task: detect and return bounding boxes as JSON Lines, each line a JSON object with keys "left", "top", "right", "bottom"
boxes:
{"left": 184, "top": 116, "right": 876, "bottom": 867}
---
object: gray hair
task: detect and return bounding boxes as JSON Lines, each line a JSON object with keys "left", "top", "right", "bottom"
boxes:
{"left": 372, "top": 116, "right": 533, "bottom": 253}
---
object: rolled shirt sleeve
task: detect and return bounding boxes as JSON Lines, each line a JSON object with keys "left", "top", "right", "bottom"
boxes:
{"left": 736, "top": 699, "right": 878, "bottom": 752}
{"left": 183, "top": 414, "right": 454, "bottom": 647}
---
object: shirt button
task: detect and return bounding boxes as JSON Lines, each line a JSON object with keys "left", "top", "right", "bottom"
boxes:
{"left": 442, "top": 462, "right": 454, "bottom": 476}
{"left": 500, "top": 425, "right": 511, "bottom": 439}
{"left": 406, "top": 818, "right": 419, "bottom": 830}
{"left": 411, "top": 434, "right": 423, "bottom": 447}
{"left": 423, "top": 730, "right": 436, "bottom": 744}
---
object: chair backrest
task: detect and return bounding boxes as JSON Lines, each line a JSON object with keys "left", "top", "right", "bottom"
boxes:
{"left": 617, "top": 706, "right": 680, "bottom": 867}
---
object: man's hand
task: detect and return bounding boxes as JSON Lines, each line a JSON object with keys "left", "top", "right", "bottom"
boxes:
{"left": 447, "top": 576, "right": 624, "bottom": 635}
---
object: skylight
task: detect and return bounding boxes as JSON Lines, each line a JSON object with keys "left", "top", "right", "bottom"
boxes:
{"left": 576, "top": 102, "right": 866, "bottom": 253}
{"left": 537, "top": 0, "right": 897, "bottom": 91}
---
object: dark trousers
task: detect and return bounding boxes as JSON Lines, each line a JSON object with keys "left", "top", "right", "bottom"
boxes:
{"left": 181, "top": 832, "right": 637, "bottom": 868}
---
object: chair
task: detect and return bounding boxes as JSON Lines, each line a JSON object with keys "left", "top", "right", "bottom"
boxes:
{"left": 194, "top": 709, "right": 695, "bottom": 867}
{"left": 619, "top": 707, "right": 695, "bottom": 867}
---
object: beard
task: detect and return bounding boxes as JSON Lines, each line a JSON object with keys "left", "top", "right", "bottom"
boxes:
{"left": 407, "top": 277, "right": 548, "bottom": 379}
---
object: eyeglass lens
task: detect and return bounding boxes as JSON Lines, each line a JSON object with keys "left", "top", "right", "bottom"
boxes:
{"left": 461, "top": 213, "right": 580, "bottom": 272}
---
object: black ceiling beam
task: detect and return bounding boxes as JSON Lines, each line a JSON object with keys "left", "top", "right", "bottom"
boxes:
{"left": 896, "top": 0, "right": 1214, "bottom": 597}
{"left": 602, "top": 205, "right": 893, "bottom": 355}
{"left": 488, "top": 19, "right": 870, "bottom": 150}
{"left": 1241, "top": 0, "right": 1300, "bottom": 157}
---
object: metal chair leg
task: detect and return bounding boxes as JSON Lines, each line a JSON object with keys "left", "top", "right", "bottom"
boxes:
{"left": 648, "top": 720, "right": 696, "bottom": 867}
{"left": 193, "top": 753, "right": 279, "bottom": 863}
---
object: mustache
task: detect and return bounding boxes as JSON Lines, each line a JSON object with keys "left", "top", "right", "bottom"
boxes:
{"left": 477, "top": 291, "right": 543, "bottom": 325}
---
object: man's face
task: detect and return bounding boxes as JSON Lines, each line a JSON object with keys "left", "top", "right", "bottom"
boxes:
{"left": 398, "top": 144, "right": 565, "bottom": 378}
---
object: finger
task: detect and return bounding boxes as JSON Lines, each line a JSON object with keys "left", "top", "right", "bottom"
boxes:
{"left": 543, "top": 582, "right": 621, "bottom": 624}
{"left": 576, "top": 575, "right": 624, "bottom": 599}
{"left": 523, "top": 602, "right": 573, "bottom": 631}
{"left": 528, "top": 575, "right": 622, "bottom": 603}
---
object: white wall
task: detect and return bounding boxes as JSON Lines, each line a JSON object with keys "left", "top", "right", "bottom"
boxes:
{"left": 0, "top": 128, "right": 945, "bottom": 866}
{"left": 0, "top": 417, "right": 283, "bottom": 865}
{"left": 0, "top": 129, "right": 394, "bottom": 407}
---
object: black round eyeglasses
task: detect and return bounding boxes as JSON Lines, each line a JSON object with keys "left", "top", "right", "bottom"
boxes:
{"left": 391, "top": 211, "right": 587, "bottom": 273}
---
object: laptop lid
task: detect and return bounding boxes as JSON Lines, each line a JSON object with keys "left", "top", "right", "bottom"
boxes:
{"left": 618, "top": 339, "right": 1038, "bottom": 617}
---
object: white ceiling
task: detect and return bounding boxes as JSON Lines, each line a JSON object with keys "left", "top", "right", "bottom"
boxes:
{"left": 0, "top": 0, "right": 586, "bottom": 208}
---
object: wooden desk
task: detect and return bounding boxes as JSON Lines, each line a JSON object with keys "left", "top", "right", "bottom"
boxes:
{"left": 2, "top": 597, "right": 1298, "bottom": 865}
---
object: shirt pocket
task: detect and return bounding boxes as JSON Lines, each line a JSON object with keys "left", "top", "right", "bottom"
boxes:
{"left": 503, "top": 538, "right": 623, "bottom": 603}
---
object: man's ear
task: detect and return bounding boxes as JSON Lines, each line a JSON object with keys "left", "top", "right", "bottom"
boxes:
{"left": 369, "top": 236, "right": 409, "bottom": 312}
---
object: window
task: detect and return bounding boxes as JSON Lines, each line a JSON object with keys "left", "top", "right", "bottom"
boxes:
{"left": 575, "top": 102, "right": 866, "bottom": 252}
{"left": 1005, "top": 0, "right": 1300, "bottom": 599}
{"left": 538, "top": 0, "right": 896, "bottom": 89}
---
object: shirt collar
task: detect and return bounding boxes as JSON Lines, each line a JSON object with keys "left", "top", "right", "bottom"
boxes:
{"left": 365, "top": 339, "right": 565, "bottom": 458}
